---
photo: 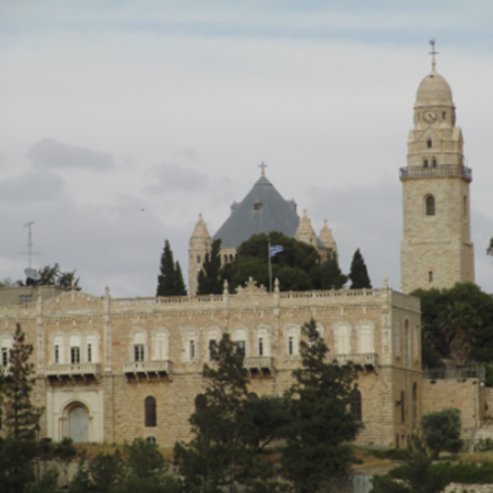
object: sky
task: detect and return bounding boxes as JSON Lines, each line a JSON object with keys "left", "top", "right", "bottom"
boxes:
{"left": 1, "top": 0, "right": 492, "bottom": 297}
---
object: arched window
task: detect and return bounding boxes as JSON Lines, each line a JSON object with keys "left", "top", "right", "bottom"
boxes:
{"left": 195, "top": 394, "right": 207, "bottom": 411}
{"left": 86, "top": 334, "right": 99, "bottom": 363}
{"left": 335, "top": 324, "right": 352, "bottom": 354}
{"left": 400, "top": 391, "right": 406, "bottom": 424}
{"left": 427, "top": 138, "right": 432, "bottom": 149}
{"left": 152, "top": 331, "right": 169, "bottom": 361}
{"left": 425, "top": 195, "right": 435, "bottom": 216}
{"left": 403, "top": 320, "right": 410, "bottom": 367}
{"left": 232, "top": 328, "right": 247, "bottom": 356}
{"left": 132, "top": 332, "right": 146, "bottom": 362}
{"left": 69, "top": 335, "right": 81, "bottom": 364}
{"left": 145, "top": 396, "right": 157, "bottom": 427}
{"left": 412, "top": 383, "right": 418, "bottom": 429}
{"left": 432, "top": 157, "right": 437, "bottom": 167}
{"left": 423, "top": 159, "right": 428, "bottom": 168}
{"left": 351, "top": 389, "right": 362, "bottom": 422}
{"left": 357, "top": 324, "right": 374, "bottom": 353}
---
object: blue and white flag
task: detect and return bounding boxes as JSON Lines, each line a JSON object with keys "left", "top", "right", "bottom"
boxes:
{"left": 269, "top": 244, "right": 284, "bottom": 257}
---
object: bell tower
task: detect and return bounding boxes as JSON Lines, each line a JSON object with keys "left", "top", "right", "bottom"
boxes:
{"left": 400, "top": 41, "right": 474, "bottom": 293}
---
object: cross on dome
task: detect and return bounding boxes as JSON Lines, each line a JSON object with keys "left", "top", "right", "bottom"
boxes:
{"left": 429, "top": 39, "right": 438, "bottom": 71}
{"left": 259, "top": 161, "right": 268, "bottom": 176}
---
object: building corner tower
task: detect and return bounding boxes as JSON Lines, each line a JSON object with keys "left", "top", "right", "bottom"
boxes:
{"left": 400, "top": 43, "right": 474, "bottom": 294}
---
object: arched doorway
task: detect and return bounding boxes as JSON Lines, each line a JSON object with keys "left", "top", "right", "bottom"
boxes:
{"left": 67, "top": 403, "right": 89, "bottom": 442}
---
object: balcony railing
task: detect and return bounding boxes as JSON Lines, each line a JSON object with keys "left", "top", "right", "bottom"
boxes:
{"left": 423, "top": 367, "right": 485, "bottom": 381}
{"left": 244, "top": 356, "right": 274, "bottom": 374}
{"left": 334, "top": 353, "right": 378, "bottom": 368}
{"left": 45, "top": 362, "right": 101, "bottom": 379}
{"left": 399, "top": 165, "right": 472, "bottom": 182}
{"left": 123, "top": 360, "right": 172, "bottom": 377}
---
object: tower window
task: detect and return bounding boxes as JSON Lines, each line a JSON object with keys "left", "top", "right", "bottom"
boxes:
{"left": 425, "top": 195, "right": 435, "bottom": 216}
{"left": 442, "top": 111, "right": 446, "bottom": 119}
{"left": 423, "top": 159, "right": 428, "bottom": 168}
{"left": 144, "top": 396, "right": 157, "bottom": 427}
{"left": 432, "top": 158, "right": 437, "bottom": 168}
{"left": 428, "top": 271, "right": 433, "bottom": 283}
{"left": 427, "top": 138, "right": 432, "bottom": 149}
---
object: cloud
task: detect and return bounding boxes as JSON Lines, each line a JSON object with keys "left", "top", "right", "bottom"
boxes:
{"left": 146, "top": 162, "right": 208, "bottom": 194}
{"left": 28, "top": 138, "right": 115, "bottom": 170}
{"left": 304, "top": 180, "right": 401, "bottom": 289}
{"left": 0, "top": 170, "right": 64, "bottom": 203}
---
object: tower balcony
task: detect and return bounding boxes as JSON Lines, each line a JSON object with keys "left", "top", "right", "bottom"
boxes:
{"left": 399, "top": 165, "right": 472, "bottom": 182}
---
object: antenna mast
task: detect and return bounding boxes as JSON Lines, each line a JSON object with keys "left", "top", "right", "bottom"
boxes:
{"left": 24, "top": 221, "right": 35, "bottom": 268}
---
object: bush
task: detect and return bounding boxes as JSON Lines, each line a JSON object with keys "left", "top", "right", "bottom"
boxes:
{"left": 422, "top": 409, "right": 463, "bottom": 459}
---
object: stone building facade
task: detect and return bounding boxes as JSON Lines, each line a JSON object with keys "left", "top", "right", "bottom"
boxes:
{"left": 0, "top": 282, "right": 421, "bottom": 449}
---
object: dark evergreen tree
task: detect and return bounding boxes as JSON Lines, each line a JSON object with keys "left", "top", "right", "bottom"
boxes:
{"left": 175, "top": 333, "right": 283, "bottom": 492}
{"left": 4, "top": 324, "right": 42, "bottom": 441}
{"left": 311, "top": 252, "right": 347, "bottom": 290}
{"left": 281, "top": 320, "right": 360, "bottom": 493}
{"left": 156, "top": 240, "right": 187, "bottom": 296}
{"left": 197, "top": 239, "right": 223, "bottom": 295}
{"left": 24, "top": 263, "right": 80, "bottom": 290}
{"left": 174, "top": 261, "right": 187, "bottom": 296}
{"left": 348, "top": 248, "right": 372, "bottom": 289}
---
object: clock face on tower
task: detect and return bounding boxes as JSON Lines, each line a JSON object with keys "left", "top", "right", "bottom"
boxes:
{"left": 423, "top": 111, "right": 437, "bottom": 123}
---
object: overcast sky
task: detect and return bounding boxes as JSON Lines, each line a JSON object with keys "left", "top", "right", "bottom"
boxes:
{"left": 1, "top": 1, "right": 492, "bottom": 297}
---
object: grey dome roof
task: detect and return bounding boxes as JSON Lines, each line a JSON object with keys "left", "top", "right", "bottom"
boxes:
{"left": 213, "top": 175, "right": 299, "bottom": 248}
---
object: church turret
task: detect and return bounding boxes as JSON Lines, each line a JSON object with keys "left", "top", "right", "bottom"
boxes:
{"left": 188, "top": 214, "right": 211, "bottom": 296}
{"left": 319, "top": 220, "right": 337, "bottom": 259}
{"left": 400, "top": 41, "right": 474, "bottom": 293}
{"left": 295, "top": 210, "right": 318, "bottom": 249}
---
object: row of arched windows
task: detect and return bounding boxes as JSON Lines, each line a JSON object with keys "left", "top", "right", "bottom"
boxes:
{"left": 51, "top": 334, "right": 100, "bottom": 364}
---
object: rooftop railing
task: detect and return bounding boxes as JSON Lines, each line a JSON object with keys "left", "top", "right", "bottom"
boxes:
{"left": 399, "top": 165, "right": 472, "bottom": 182}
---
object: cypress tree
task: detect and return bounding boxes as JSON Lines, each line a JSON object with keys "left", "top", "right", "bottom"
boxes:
{"left": 174, "top": 261, "right": 187, "bottom": 296}
{"left": 348, "top": 248, "right": 372, "bottom": 289}
{"left": 197, "top": 239, "right": 223, "bottom": 295}
{"left": 4, "top": 323, "right": 42, "bottom": 441}
{"left": 156, "top": 240, "right": 186, "bottom": 296}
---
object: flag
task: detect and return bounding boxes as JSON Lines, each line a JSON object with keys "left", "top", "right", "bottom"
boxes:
{"left": 270, "top": 244, "right": 284, "bottom": 257}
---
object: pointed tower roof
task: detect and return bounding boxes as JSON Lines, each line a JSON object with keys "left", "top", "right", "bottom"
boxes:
{"left": 319, "top": 220, "right": 337, "bottom": 253}
{"left": 190, "top": 213, "right": 210, "bottom": 240}
{"left": 213, "top": 171, "right": 299, "bottom": 248}
{"left": 295, "top": 210, "right": 318, "bottom": 248}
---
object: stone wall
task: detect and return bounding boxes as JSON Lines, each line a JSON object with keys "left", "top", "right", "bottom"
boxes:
{"left": 422, "top": 378, "right": 482, "bottom": 440}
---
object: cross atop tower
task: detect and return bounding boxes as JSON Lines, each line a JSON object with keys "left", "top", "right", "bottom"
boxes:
{"left": 259, "top": 161, "right": 268, "bottom": 176}
{"left": 428, "top": 39, "right": 438, "bottom": 71}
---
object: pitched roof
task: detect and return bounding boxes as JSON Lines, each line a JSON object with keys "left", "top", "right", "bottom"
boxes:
{"left": 213, "top": 175, "right": 299, "bottom": 248}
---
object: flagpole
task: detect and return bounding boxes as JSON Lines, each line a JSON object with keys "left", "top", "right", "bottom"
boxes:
{"left": 268, "top": 238, "right": 272, "bottom": 293}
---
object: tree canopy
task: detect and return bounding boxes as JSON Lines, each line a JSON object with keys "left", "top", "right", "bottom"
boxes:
{"left": 412, "top": 283, "right": 493, "bottom": 368}
{"left": 220, "top": 232, "right": 348, "bottom": 293}
{"left": 421, "top": 408, "right": 463, "bottom": 460}
{"left": 281, "top": 319, "right": 360, "bottom": 492}
{"left": 175, "top": 333, "right": 283, "bottom": 492}
{"left": 23, "top": 263, "right": 80, "bottom": 290}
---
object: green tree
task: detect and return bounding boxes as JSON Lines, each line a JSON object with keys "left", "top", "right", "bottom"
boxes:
{"left": 311, "top": 252, "right": 347, "bottom": 290}
{"left": 175, "top": 334, "right": 282, "bottom": 492}
{"left": 222, "top": 232, "right": 320, "bottom": 292}
{"left": 281, "top": 319, "right": 360, "bottom": 493}
{"left": 348, "top": 248, "right": 372, "bottom": 289}
{"left": 25, "top": 263, "right": 80, "bottom": 290}
{"left": 4, "top": 324, "right": 42, "bottom": 441}
{"left": 156, "top": 240, "right": 186, "bottom": 296}
{"left": 487, "top": 237, "right": 493, "bottom": 256}
{"left": 197, "top": 239, "right": 223, "bottom": 294}
{"left": 412, "top": 283, "right": 493, "bottom": 368}
{"left": 421, "top": 408, "right": 463, "bottom": 459}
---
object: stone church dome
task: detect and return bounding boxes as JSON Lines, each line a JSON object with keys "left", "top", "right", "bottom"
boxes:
{"left": 415, "top": 69, "right": 453, "bottom": 107}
